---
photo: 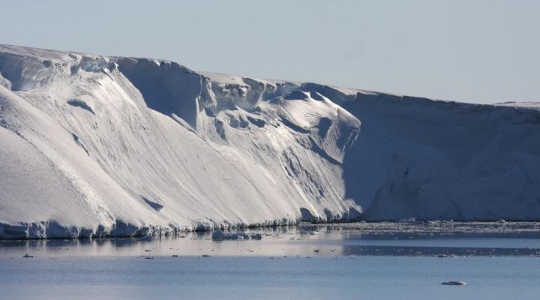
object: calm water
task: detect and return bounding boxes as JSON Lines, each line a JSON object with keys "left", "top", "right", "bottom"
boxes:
{"left": 1, "top": 226, "right": 540, "bottom": 300}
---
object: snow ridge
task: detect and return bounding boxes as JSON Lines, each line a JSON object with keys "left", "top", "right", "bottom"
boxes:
{"left": 1, "top": 44, "right": 540, "bottom": 239}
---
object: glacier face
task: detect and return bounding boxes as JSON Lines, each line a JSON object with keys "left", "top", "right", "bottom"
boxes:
{"left": 0, "top": 44, "right": 539, "bottom": 239}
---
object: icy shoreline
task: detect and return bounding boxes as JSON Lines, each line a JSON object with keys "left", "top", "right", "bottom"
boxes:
{"left": 2, "top": 220, "right": 540, "bottom": 240}
{"left": 0, "top": 218, "right": 298, "bottom": 240}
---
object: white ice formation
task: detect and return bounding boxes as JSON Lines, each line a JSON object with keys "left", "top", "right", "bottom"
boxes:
{"left": 1, "top": 44, "right": 539, "bottom": 238}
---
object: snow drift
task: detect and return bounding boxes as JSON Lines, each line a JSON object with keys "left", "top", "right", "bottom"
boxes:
{"left": 1, "top": 44, "right": 539, "bottom": 239}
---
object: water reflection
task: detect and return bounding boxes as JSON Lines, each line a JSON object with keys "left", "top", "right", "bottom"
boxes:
{"left": 1, "top": 224, "right": 540, "bottom": 258}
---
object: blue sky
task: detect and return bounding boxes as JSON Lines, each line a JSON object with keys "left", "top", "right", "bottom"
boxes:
{"left": 2, "top": 0, "right": 539, "bottom": 103}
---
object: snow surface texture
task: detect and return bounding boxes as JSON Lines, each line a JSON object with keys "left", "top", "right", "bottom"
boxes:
{"left": 1, "top": 44, "right": 540, "bottom": 239}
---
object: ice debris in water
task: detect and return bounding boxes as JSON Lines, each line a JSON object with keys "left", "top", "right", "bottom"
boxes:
{"left": 211, "top": 231, "right": 263, "bottom": 241}
{"left": 441, "top": 281, "right": 466, "bottom": 286}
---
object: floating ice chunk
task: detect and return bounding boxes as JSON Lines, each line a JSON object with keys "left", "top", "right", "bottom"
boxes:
{"left": 441, "top": 281, "right": 466, "bottom": 286}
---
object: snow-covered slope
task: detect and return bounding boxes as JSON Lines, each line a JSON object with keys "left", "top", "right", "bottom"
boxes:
{"left": 1, "top": 44, "right": 539, "bottom": 238}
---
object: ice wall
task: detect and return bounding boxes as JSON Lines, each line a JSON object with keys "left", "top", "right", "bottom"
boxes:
{"left": 1, "top": 44, "right": 540, "bottom": 238}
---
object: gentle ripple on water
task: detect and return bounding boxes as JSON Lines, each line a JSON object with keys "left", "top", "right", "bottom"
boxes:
{"left": 1, "top": 223, "right": 540, "bottom": 299}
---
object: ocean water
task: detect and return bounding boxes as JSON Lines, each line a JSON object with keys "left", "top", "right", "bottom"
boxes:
{"left": 1, "top": 225, "right": 539, "bottom": 300}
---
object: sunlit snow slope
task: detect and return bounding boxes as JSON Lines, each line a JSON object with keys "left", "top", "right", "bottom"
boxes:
{"left": 1, "top": 44, "right": 540, "bottom": 238}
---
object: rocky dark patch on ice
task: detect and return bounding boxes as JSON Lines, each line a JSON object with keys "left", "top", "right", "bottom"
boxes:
{"left": 71, "top": 133, "right": 89, "bottom": 155}
{"left": 142, "top": 197, "right": 164, "bottom": 211}
{"left": 67, "top": 99, "right": 95, "bottom": 114}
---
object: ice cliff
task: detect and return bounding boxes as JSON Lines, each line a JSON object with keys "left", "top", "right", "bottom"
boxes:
{"left": 1, "top": 44, "right": 539, "bottom": 239}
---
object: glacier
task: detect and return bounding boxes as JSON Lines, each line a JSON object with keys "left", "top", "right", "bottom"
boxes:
{"left": 0, "top": 44, "right": 539, "bottom": 239}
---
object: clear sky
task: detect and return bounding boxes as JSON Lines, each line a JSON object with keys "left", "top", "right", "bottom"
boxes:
{"left": 1, "top": 0, "right": 538, "bottom": 104}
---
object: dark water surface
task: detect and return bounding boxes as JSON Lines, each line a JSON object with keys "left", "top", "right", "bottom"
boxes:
{"left": 1, "top": 224, "right": 539, "bottom": 299}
